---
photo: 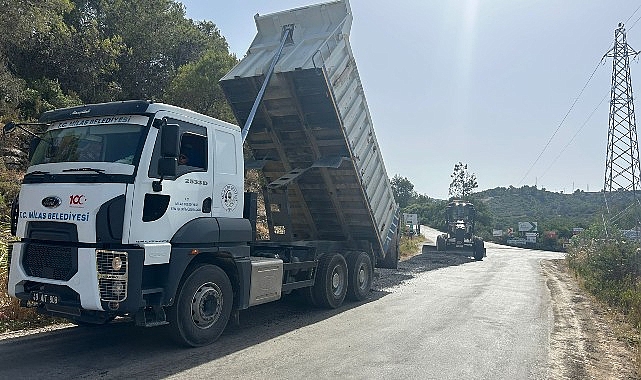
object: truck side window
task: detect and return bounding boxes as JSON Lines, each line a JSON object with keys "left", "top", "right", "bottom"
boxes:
{"left": 175, "top": 132, "right": 207, "bottom": 178}
{"left": 178, "top": 132, "right": 207, "bottom": 170}
{"left": 148, "top": 119, "right": 208, "bottom": 179}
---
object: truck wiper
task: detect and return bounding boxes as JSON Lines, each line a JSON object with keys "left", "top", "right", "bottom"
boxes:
{"left": 62, "top": 167, "right": 105, "bottom": 174}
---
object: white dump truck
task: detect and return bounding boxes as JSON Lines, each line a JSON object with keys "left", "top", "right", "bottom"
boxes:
{"left": 5, "top": 0, "right": 399, "bottom": 347}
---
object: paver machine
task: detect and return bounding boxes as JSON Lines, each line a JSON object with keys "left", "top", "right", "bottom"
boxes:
{"left": 436, "top": 200, "right": 485, "bottom": 260}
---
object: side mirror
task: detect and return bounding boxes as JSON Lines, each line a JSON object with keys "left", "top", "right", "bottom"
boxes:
{"left": 158, "top": 157, "right": 177, "bottom": 177}
{"left": 153, "top": 124, "right": 179, "bottom": 192}
{"left": 3, "top": 122, "right": 17, "bottom": 135}
{"left": 161, "top": 123, "right": 179, "bottom": 158}
{"left": 154, "top": 157, "right": 177, "bottom": 192}
{"left": 3, "top": 121, "right": 48, "bottom": 138}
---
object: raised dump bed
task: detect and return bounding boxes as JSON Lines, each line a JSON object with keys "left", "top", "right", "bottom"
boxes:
{"left": 220, "top": 0, "right": 399, "bottom": 263}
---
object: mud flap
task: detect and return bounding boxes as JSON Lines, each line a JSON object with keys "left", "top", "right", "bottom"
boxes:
{"left": 377, "top": 233, "right": 399, "bottom": 269}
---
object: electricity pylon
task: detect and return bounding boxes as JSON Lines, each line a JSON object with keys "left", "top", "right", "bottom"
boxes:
{"left": 603, "top": 23, "right": 641, "bottom": 231}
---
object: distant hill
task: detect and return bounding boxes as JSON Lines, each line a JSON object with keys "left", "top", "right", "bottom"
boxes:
{"left": 475, "top": 185, "right": 640, "bottom": 234}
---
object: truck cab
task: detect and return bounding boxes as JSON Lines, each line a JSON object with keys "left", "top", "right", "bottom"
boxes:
{"left": 8, "top": 101, "right": 250, "bottom": 333}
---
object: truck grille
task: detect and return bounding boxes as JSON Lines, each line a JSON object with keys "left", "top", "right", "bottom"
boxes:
{"left": 97, "top": 250, "right": 128, "bottom": 302}
{"left": 23, "top": 243, "right": 77, "bottom": 281}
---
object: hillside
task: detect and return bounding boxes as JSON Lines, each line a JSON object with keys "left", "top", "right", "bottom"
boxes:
{"left": 475, "top": 185, "right": 640, "bottom": 238}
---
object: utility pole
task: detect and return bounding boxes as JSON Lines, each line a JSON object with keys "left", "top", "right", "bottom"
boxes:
{"left": 603, "top": 23, "right": 641, "bottom": 231}
{"left": 604, "top": 23, "right": 640, "bottom": 193}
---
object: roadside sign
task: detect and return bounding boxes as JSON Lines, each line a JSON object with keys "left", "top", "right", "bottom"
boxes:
{"left": 518, "top": 221, "right": 538, "bottom": 232}
{"left": 403, "top": 213, "right": 418, "bottom": 226}
{"left": 507, "top": 238, "right": 527, "bottom": 246}
{"left": 493, "top": 229, "right": 503, "bottom": 237}
{"left": 525, "top": 232, "right": 538, "bottom": 243}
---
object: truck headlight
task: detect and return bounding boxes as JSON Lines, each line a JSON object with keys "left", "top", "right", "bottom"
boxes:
{"left": 112, "top": 256, "right": 123, "bottom": 271}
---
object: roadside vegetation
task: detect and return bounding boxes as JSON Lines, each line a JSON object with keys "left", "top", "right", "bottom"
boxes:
{"left": 567, "top": 223, "right": 641, "bottom": 332}
{"left": 0, "top": 164, "right": 42, "bottom": 333}
{"left": 399, "top": 233, "right": 426, "bottom": 260}
{"left": 566, "top": 221, "right": 641, "bottom": 373}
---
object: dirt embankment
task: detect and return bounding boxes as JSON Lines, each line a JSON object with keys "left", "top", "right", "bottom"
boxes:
{"left": 543, "top": 259, "right": 639, "bottom": 379}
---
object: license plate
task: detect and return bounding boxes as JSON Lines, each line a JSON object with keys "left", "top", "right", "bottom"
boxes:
{"left": 31, "top": 291, "right": 59, "bottom": 304}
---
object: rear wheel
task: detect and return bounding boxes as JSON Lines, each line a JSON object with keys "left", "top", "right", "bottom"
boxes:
{"left": 473, "top": 238, "right": 484, "bottom": 261}
{"left": 346, "top": 252, "right": 373, "bottom": 301}
{"left": 313, "top": 253, "right": 348, "bottom": 308}
{"left": 167, "top": 264, "right": 233, "bottom": 347}
{"left": 436, "top": 235, "right": 445, "bottom": 251}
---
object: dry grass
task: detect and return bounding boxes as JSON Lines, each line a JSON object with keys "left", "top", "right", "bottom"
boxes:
{"left": 399, "top": 234, "right": 426, "bottom": 260}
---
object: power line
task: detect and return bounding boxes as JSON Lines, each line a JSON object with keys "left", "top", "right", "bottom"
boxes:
{"left": 630, "top": 13, "right": 641, "bottom": 31}
{"left": 524, "top": 7, "right": 641, "bottom": 188}
{"left": 630, "top": 14, "right": 641, "bottom": 30}
{"left": 539, "top": 90, "right": 609, "bottom": 181}
{"left": 517, "top": 58, "right": 605, "bottom": 186}
{"left": 626, "top": 4, "right": 641, "bottom": 25}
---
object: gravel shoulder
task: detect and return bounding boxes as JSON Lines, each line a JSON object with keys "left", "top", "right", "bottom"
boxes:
{"left": 542, "top": 259, "right": 639, "bottom": 379}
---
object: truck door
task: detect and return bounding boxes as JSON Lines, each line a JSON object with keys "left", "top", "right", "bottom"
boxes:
{"left": 127, "top": 116, "right": 213, "bottom": 245}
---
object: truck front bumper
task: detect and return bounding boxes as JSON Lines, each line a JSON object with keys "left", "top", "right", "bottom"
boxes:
{"left": 8, "top": 242, "right": 145, "bottom": 318}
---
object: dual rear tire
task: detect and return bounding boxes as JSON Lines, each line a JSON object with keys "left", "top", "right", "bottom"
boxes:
{"left": 346, "top": 252, "right": 373, "bottom": 302}
{"left": 309, "top": 252, "right": 373, "bottom": 308}
{"left": 313, "top": 253, "right": 348, "bottom": 308}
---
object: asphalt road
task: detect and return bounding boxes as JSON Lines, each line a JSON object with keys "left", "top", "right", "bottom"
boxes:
{"left": 0, "top": 230, "right": 564, "bottom": 380}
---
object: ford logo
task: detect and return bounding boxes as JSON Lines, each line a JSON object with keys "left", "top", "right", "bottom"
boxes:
{"left": 42, "top": 196, "right": 61, "bottom": 208}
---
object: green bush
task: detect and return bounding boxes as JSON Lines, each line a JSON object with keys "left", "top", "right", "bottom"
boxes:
{"left": 567, "top": 223, "right": 641, "bottom": 328}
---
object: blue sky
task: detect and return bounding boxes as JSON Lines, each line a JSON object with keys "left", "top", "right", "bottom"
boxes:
{"left": 180, "top": 0, "right": 641, "bottom": 199}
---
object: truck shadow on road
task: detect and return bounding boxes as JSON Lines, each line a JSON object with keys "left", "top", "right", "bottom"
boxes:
{"left": 0, "top": 293, "right": 390, "bottom": 378}
{"left": 0, "top": 245, "right": 478, "bottom": 379}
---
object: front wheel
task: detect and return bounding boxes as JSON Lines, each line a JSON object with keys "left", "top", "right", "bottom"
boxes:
{"left": 313, "top": 253, "right": 348, "bottom": 308}
{"left": 167, "top": 264, "right": 233, "bottom": 347}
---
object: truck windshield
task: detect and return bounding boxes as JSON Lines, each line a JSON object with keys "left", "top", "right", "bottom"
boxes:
{"left": 30, "top": 124, "right": 146, "bottom": 165}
